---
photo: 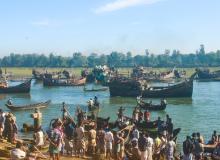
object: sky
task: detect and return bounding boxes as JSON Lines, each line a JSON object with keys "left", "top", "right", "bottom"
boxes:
{"left": 0, "top": 0, "right": 219, "bottom": 56}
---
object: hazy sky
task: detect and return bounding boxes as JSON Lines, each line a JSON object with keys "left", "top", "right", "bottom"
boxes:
{"left": 0, "top": 0, "right": 219, "bottom": 56}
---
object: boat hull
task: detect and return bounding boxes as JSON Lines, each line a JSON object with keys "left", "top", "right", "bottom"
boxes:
{"left": 142, "top": 80, "right": 193, "bottom": 98}
{"left": 108, "top": 80, "right": 142, "bottom": 97}
{"left": 109, "top": 79, "right": 193, "bottom": 98}
{"left": 139, "top": 103, "right": 166, "bottom": 111}
{"left": 0, "top": 79, "right": 32, "bottom": 94}
{"left": 43, "top": 78, "right": 86, "bottom": 86}
{"left": 6, "top": 100, "right": 51, "bottom": 111}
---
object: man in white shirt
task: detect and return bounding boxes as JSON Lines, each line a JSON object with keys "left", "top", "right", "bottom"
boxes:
{"left": 34, "top": 127, "right": 44, "bottom": 147}
{"left": 146, "top": 133, "right": 154, "bottom": 160}
{"left": 132, "top": 126, "right": 140, "bottom": 139}
{"left": 105, "top": 129, "right": 114, "bottom": 159}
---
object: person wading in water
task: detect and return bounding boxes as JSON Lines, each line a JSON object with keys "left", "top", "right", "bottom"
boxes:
{"left": 31, "top": 108, "right": 42, "bottom": 131}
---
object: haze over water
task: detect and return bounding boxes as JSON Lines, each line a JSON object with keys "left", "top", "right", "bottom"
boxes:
{"left": 0, "top": 80, "right": 220, "bottom": 150}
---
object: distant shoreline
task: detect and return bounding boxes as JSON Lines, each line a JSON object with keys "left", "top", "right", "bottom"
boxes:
{"left": 1, "top": 67, "right": 220, "bottom": 78}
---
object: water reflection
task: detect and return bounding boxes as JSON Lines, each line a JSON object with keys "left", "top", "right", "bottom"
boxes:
{"left": 0, "top": 94, "right": 6, "bottom": 100}
{"left": 167, "top": 98, "right": 193, "bottom": 105}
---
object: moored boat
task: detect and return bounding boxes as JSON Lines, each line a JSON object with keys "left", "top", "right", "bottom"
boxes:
{"left": 43, "top": 77, "right": 86, "bottom": 86}
{"left": 108, "top": 78, "right": 143, "bottom": 97}
{"left": 5, "top": 100, "right": 51, "bottom": 111}
{"left": 32, "top": 69, "right": 45, "bottom": 81}
{"left": 196, "top": 68, "right": 220, "bottom": 80}
{"left": 0, "top": 79, "right": 32, "bottom": 94}
{"left": 109, "top": 73, "right": 196, "bottom": 98}
{"left": 142, "top": 78, "right": 194, "bottom": 98}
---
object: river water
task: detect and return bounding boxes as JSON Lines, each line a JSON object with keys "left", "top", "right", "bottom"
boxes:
{"left": 0, "top": 80, "right": 220, "bottom": 151}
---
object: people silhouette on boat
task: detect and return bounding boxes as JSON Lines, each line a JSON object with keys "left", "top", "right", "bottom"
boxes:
{"left": 88, "top": 96, "right": 100, "bottom": 111}
{"left": 88, "top": 98, "right": 94, "bottom": 111}
{"left": 161, "top": 99, "right": 167, "bottom": 106}
{"left": 75, "top": 107, "right": 85, "bottom": 125}
{"left": 136, "top": 96, "right": 145, "bottom": 105}
{"left": 7, "top": 98, "right": 13, "bottom": 105}
{"left": 144, "top": 109, "right": 151, "bottom": 122}
{"left": 93, "top": 96, "right": 99, "bottom": 106}
{"left": 118, "top": 106, "right": 125, "bottom": 118}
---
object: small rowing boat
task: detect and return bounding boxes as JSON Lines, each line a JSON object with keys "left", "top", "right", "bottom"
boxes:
{"left": 5, "top": 100, "right": 51, "bottom": 111}
{"left": 138, "top": 100, "right": 167, "bottom": 111}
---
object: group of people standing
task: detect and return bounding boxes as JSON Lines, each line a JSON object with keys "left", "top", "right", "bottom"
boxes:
{"left": 182, "top": 131, "right": 220, "bottom": 160}
{"left": 2, "top": 100, "right": 220, "bottom": 160}
{"left": 47, "top": 114, "right": 176, "bottom": 160}
{"left": 0, "top": 109, "right": 18, "bottom": 143}
{"left": 46, "top": 116, "right": 126, "bottom": 160}
{"left": 0, "top": 108, "right": 45, "bottom": 159}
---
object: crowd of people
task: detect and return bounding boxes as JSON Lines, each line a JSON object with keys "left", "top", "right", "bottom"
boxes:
{"left": 1, "top": 103, "right": 220, "bottom": 160}
{"left": 182, "top": 131, "right": 220, "bottom": 160}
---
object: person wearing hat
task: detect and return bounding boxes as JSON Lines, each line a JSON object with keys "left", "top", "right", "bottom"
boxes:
{"left": 31, "top": 108, "right": 42, "bottom": 131}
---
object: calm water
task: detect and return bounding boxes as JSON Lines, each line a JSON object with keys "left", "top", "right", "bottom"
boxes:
{"left": 0, "top": 80, "right": 220, "bottom": 150}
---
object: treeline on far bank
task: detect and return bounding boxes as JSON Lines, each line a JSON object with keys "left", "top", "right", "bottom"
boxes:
{"left": 0, "top": 45, "right": 220, "bottom": 68}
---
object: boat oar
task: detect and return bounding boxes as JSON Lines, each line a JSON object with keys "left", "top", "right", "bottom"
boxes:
{"left": 62, "top": 103, "right": 76, "bottom": 124}
{"left": 33, "top": 145, "right": 48, "bottom": 159}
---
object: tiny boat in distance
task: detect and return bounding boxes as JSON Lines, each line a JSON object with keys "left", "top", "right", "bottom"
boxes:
{"left": 5, "top": 100, "right": 51, "bottom": 111}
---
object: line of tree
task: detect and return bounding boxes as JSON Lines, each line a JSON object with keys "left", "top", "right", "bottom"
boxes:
{"left": 0, "top": 45, "right": 220, "bottom": 68}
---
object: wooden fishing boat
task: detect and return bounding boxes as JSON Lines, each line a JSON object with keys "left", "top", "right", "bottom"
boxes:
{"left": 142, "top": 78, "right": 194, "bottom": 98}
{"left": 43, "top": 77, "right": 86, "bottom": 86}
{"left": 196, "top": 68, "right": 220, "bottom": 80}
{"left": 83, "top": 86, "right": 108, "bottom": 92}
{"left": 137, "top": 121, "right": 157, "bottom": 131}
{"left": 138, "top": 100, "right": 167, "bottom": 111}
{"left": 109, "top": 73, "right": 196, "bottom": 98}
{"left": 0, "top": 79, "right": 32, "bottom": 94}
{"left": 108, "top": 78, "right": 143, "bottom": 97}
{"left": 5, "top": 100, "right": 51, "bottom": 111}
{"left": 32, "top": 69, "right": 44, "bottom": 81}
